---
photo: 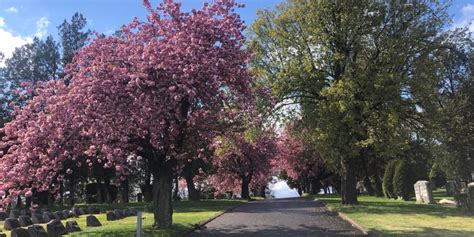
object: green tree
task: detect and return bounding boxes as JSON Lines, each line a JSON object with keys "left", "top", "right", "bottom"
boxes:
{"left": 382, "top": 159, "right": 400, "bottom": 199}
{"left": 429, "top": 163, "right": 446, "bottom": 189}
{"left": 57, "top": 12, "right": 90, "bottom": 67}
{"left": 250, "top": 0, "right": 450, "bottom": 204}
{"left": 5, "top": 36, "right": 60, "bottom": 87}
{"left": 392, "top": 160, "right": 415, "bottom": 201}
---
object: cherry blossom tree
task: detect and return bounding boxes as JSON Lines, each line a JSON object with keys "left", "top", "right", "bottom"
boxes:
{"left": 275, "top": 125, "right": 329, "bottom": 195}
{"left": 0, "top": 0, "right": 253, "bottom": 228}
{"left": 211, "top": 129, "right": 277, "bottom": 199}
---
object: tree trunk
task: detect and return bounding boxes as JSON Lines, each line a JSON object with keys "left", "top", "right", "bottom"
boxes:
{"left": 341, "top": 160, "right": 358, "bottom": 204}
{"left": 69, "top": 177, "right": 76, "bottom": 206}
{"left": 59, "top": 182, "right": 64, "bottom": 206}
{"left": 121, "top": 179, "right": 129, "bottom": 203}
{"left": 96, "top": 182, "right": 103, "bottom": 204}
{"left": 309, "top": 179, "right": 320, "bottom": 195}
{"left": 363, "top": 175, "right": 375, "bottom": 196}
{"left": 153, "top": 168, "right": 173, "bottom": 229}
{"left": 173, "top": 176, "right": 180, "bottom": 201}
{"left": 373, "top": 173, "right": 384, "bottom": 197}
{"left": 104, "top": 179, "right": 112, "bottom": 203}
{"left": 185, "top": 175, "right": 199, "bottom": 201}
{"left": 241, "top": 177, "right": 250, "bottom": 200}
{"left": 259, "top": 185, "right": 266, "bottom": 198}
{"left": 47, "top": 192, "right": 53, "bottom": 206}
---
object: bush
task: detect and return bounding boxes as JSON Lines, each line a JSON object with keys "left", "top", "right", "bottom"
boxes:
{"left": 382, "top": 160, "right": 400, "bottom": 198}
{"left": 429, "top": 163, "right": 446, "bottom": 189}
{"left": 392, "top": 160, "right": 415, "bottom": 201}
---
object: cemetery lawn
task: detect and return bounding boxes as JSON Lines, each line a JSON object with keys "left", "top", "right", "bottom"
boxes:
{"left": 0, "top": 199, "right": 245, "bottom": 237}
{"left": 317, "top": 192, "right": 474, "bottom": 237}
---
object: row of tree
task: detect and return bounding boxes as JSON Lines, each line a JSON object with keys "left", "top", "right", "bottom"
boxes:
{"left": 250, "top": 0, "right": 473, "bottom": 204}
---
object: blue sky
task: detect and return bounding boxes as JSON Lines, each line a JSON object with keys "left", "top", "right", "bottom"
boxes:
{"left": 0, "top": 0, "right": 473, "bottom": 61}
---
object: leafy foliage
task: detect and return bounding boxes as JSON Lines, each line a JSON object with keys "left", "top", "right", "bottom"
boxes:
{"left": 392, "top": 160, "right": 415, "bottom": 201}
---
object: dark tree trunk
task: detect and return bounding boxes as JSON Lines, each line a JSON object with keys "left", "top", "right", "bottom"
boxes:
{"left": 341, "top": 160, "right": 358, "bottom": 204}
{"left": 121, "top": 179, "right": 129, "bottom": 203}
{"left": 104, "top": 179, "right": 112, "bottom": 203}
{"left": 69, "top": 177, "right": 76, "bottom": 206}
{"left": 259, "top": 185, "right": 266, "bottom": 198}
{"left": 153, "top": 168, "right": 173, "bottom": 229}
{"left": 173, "top": 176, "right": 180, "bottom": 201}
{"left": 59, "top": 182, "right": 64, "bottom": 206}
{"left": 373, "top": 172, "right": 384, "bottom": 197}
{"left": 363, "top": 175, "right": 375, "bottom": 196}
{"left": 309, "top": 179, "right": 320, "bottom": 195}
{"left": 241, "top": 177, "right": 250, "bottom": 200}
{"left": 297, "top": 187, "right": 303, "bottom": 196}
{"left": 96, "top": 181, "right": 103, "bottom": 204}
{"left": 185, "top": 174, "right": 200, "bottom": 201}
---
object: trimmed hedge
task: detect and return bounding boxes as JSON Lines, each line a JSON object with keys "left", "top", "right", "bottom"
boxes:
{"left": 393, "top": 160, "right": 415, "bottom": 201}
{"left": 429, "top": 163, "right": 446, "bottom": 189}
{"left": 382, "top": 160, "right": 400, "bottom": 198}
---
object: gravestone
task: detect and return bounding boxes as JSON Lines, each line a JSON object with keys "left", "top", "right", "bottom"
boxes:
{"left": 9, "top": 210, "right": 21, "bottom": 219}
{"left": 106, "top": 211, "right": 117, "bottom": 221}
{"left": 0, "top": 211, "right": 7, "bottom": 220}
{"left": 62, "top": 210, "right": 71, "bottom": 219}
{"left": 467, "top": 182, "right": 474, "bottom": 212}
{"left": 31, "top": 213, "right": 44, "bottom": 224}
{"left": 65, "top": 221, "right": 81, "bottom": 232}
{"left": 10, "top": 227, "right": 29, "bottom": 237}
{"left": 78, "top": 207, "right": 88, "bottom": 215}
{"left": 18, "top": 215, "right": 33, "bottom": 227}
{"left": 86, "top": 215, "right": 101, "bottom": 227}
{"left": 4, "top": 217, "right": 21, "bottom": 230}
{"left": 128, "top": 208, "right": 138, "bottom": 216}
{"left": 19, "top": 210, "right": 30, "bottom": 216}
{"left": 114, "top": 210, "right": 124, "bottom": 219}
{"left": 71, "top": 207, "right": 81, "bottom": 217}
{"left": 28, "top": 225, "right": 48, "bottom": 237}
{"left": 42, "top": 212, "right": 53, "bottom": 222}
{"left": 53, "top": 211, "right": 65, "bottom": 220}
{"left": 414, "top": 180, "right": 435, "bottom": 204}
{"left": 46, "top": 219, "right": 68, "bottom": 237}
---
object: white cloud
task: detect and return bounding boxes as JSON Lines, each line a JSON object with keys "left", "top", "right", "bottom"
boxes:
{"left": 453, "top": 4, "right": 474, "bottom": 32}
{"left": 5, "top": 6, "right": 18, "bottom": 13}
{"left": 0, "top": 17, "right": 32, "bottom": 66}
{"left": 34, "top": 17, "right": 50, "bottom": 39}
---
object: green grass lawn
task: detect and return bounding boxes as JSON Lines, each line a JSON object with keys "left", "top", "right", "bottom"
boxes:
{"left": 0, "top": 199, "right": 245, "bottom": 237}
{"left": 317, "top": 191, "right": 474, "bottom": 237}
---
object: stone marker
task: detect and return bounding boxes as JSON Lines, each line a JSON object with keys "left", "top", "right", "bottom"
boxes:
{"left": 54, "top": 211, "right": 65, "bottom": 220}
{"left": 28, "top": 225, "right": 48, "bottom": 237}
{"left": 62, "top": 210, "right": 72, "bottom": 219}
{"left": 467, "top": 182, "right": 474, "bottom": 212}
{"left": 114, "top": 210, "right": 124, "bottom": 219}
{"left": 65, "top": 221, "right": 81, "bottom": 232}
{"left": 42, "top": 213, "right": 52, "bottom": 223}
{"left": 19, "top": 210, "right": 30, "bottom": 216}
{"left": 128, "top": 208, "right": 138, "bottom": 216}
{"left": 9, "top": 210, "right": 21, "bottom": 219}
{"left": 10, "top": 227, "right": 29, "bottom": 237}
{"left": 4, "top": 217, "right": 21, "bottom": 230}
{"left": 71, "top": 207, "right": 81, "bottom": 217}
{"left": 46, "top": 219, "right": 68, "bottom": 237}
{"left": 0, "top": 211, "right": 7, "bottom": 221}
{"left": 18, "top": 215, "right": 33, "bottom": 227}
{"left": 31, "top": 213, "right": 44, "bottom": 224}
{"left": 106, "top": 211, "right": 117, "bottom": 221}
{"left": 86, "top": 215, "right": 101, "bottom": 227}
{"left": 414, "top": 180, "right": 435, "bottom": 204}
{"left": 78, "top": 207, "right": 88, "bottom": 215}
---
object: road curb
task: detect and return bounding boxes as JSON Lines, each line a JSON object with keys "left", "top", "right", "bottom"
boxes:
{"left": 180, "top": 201, "right": 246, "bottom": 237}
{"left": 336, "top": 211, "right": 370, "bottom": 236}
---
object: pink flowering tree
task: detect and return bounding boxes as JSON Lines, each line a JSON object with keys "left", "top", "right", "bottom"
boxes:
{"left": 275, "top": 125, "right": 329, "bottom": 195}
{"left": 211, "top": 129, "right": 277, "bottom": 199}
{"left": 0, "top": 0, "right": 253, "bottom": 228}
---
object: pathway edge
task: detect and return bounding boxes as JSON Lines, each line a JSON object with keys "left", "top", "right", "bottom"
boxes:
{"left": 180, "top": 200, "right": 247, "bottom": 237}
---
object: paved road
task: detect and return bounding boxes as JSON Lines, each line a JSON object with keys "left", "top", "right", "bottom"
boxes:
{"left": 188, "top": 197, "right": 365, "bottom": 237}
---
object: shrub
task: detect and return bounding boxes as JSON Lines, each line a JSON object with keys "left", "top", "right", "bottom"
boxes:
{"left": 392, "top": 160, "right": 415, "bottom": 201}
{"left": 429, "top": 163, "right": 446, "bottom": 189}
{"left": 382, "top": 160, "right": 400, "bottom": 198}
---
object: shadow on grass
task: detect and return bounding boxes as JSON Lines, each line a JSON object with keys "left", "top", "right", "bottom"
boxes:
{"left": 68, "top": 223, "right": 189, "bottom": 237}
{"left": 370, "top": 227, "right": 474, "bottom": 237}
{"left": 319, "top": 195, "right": 468, "bottom": 219}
